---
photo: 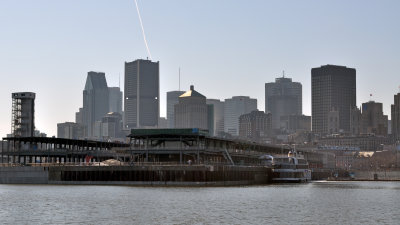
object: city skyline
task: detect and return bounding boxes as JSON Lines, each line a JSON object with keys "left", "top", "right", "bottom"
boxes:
{"left": 1, "top": 0, "right": 400, "bottom": 137}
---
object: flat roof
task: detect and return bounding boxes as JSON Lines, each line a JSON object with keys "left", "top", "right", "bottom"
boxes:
{"left": 2, "top": 136, "right": 129, "bottom": 148}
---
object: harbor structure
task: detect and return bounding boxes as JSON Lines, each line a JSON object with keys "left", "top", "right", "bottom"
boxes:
{"left": 11, "top": 92, "right": 35, "bottom": 137}
{"left": 312, "top": 65, "right": 356, "bottom": 135}
{"left": 224, "top": 96, "right": 257, "bottom": 136}
{"left": 265, "top": 76, "right": 302, "bottom": 130}
{"left": 124, "top": 59, "right": 159, "bottom": 129}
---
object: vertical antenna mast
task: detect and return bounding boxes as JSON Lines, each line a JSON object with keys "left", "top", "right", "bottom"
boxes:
{"left": 179, "top": 67, "right": 181, "bottom": 91}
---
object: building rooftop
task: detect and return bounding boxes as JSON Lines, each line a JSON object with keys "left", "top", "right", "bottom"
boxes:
{"left": 179, "top": 85, "right": 205, "bottom": 98}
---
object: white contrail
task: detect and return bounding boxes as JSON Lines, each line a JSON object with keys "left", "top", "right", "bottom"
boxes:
{"left": 134, "top": 0, "right": 153, "bottom": 60}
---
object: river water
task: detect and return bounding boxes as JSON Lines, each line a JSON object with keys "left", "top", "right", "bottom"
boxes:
{"left": 0, "top": 181, "right": 399, "bottom": 225}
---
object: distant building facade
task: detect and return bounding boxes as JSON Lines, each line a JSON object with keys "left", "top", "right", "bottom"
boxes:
{"left": 318, "top": 135, "right": 392, "bottom": 151}
{"left": 57, "top": 122, "right": 84, "bottom": 139}
{"left": 82, "top": 72, "right": 109, "bottom": 138}
{"left": 312, "top": 65, "right": 356, "bottom": 135}
{"left": 206, "top": 99, "right": 225, "bottom": 136}
{"left": 239, "top": 110, "right": 272, "bottom": 142}
{"left": 158, "top": 117, "right": 168, "bottom": 128}
{"left": 224, "top": 96, "right": 257, "bottom": 136}
{"left": 265, "top": 76, "right": 302, "bottom": 130}
{"left": 124, "top": 59, "right": 159, "bottom": 129}
{"left": 175, "top": 85, "right": 208, "bottom": 130}
{"left": 92, "top": 112, "right": 124, "bottom": 141}
{"left": 108, "top": 87, "right": 123, "bottom": 114}
{"left": 280, "top": 115, "right": 311, "bottom": 133}
{"left": 167, "top": 91, "right": 185, "bottom": 128}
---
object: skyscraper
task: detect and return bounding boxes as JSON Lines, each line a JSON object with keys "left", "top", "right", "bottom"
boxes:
{"left": 224, "top": 96, "right": 257, "bottom": 136}
{"left": 124, "top": 59, "right": 159, "bottom": 129}
{"left": 265, "top": 76, "right": 302, "bottom": 130}
{"left": 167, "top": 91, "right": 185, "bottom": 128}
{"left": 83, "top": 71, "right": 109, "bottom": 137}
{"left": 360, "top": 101, "right": 388, "bottom": 136}
{"left": 108, "top": 87, "right": 123, "bottom": 114}
{"left": 175, "top": 85, "right": 208, "bottom": 130}
{"left": 312, "top": 65, "right": 356, "bottom": 135}
{"left": 391, "top": 93, "right": 400, "bottom": 141}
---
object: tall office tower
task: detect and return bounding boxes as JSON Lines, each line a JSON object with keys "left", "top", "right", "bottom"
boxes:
{"left": 124, "top": 59, "right": 159, "bottom": 129}
{"left": 11, "top": 92, "right": 35, "bottom": 137}
{"left": 206, "top": 99, "right": 225, "bottom": 136}
{"left": 108, "top": 87, "right": 123, "bottom": 114}
{"left": 311, "top": 65, "right": 356, "bottom": 135}
{"left": 350, "top": 106, "right": 362, "bottom": 136}
{"left": 175, "top": 85, "right": 208, "bottom": 130}
{"left": 83, "top": 72, "right": 109, "bottom": 137}
{"left": 167, "top": 91, "right": 185, "bottom": 128}
{"left": 265, "top": 76, "right": 302, "bottom": 130}
{"left": 224, "top": 96, "right": 257, "bottom": 136}
{"left": 391, "top": 93, "right": 400, "bottom": 141}
{"left": 239, "top": 110, "right": 272, "bottom": 142}
{"left": 360, "top": 101, "right": 388, "bottom": 136}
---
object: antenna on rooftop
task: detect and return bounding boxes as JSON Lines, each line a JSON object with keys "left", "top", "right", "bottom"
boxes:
{"left": 179, "top": 67, "right": 181, "bottom": 91}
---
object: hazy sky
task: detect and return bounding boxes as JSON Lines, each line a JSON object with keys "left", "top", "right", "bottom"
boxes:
{"left": 1, "top": 0, "right": 400, "bottom": 137}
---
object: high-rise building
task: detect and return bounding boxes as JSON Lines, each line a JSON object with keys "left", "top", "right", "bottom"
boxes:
{"left": 57, "top": 122, "right": 84, "bottom": 139}
{"left": 224, "top": 96, "right": 257, "bottom": 136}
{"left": 350, "top": 106, "right": 362, "bottom": 136}
{"left": 265, "top": 76, "right": 302, "bottom": 130}
{"left": 82, "top": 72, "right": 109, "bottom": 137}
{"left": 175, "top": 85, "right": 208, "bottom": 130}
{"left": 124, "top": 59, "right": 159, "bottom": 129}
{"left": 311, "top": 65, "right": 356, "bottom": 135}
{"left": 167, "top": 91, "right": 185, "bottom": 128}
{"left": 11, "top": 92, "right": 35, "bottom": 137}
{"left": 360, "top": 101, "right": 388, "bottom": 136}
{"left": 391, "top": 93, "right": 400, "bottom": 141}
{"left": 108, "top": 87, "right": 123, "bottom": 114}
{"left": 206, "top": 99, "right": 225, "bottom": 136}
{"left": 239, "top": 110, "right": 272, "bottom": 142}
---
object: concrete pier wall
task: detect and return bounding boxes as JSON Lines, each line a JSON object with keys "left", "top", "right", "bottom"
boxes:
{"left": 353, "top": 170, "right": 400, "bottom": 181}
{"left": 0, "top": 167, "right": 48, "bottom": 184}
{"left": 0, "top": 165, "right": 271, "bottom": 186}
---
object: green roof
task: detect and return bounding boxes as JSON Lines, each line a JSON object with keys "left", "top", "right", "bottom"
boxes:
{"left": 130, "top": 128, "right": 209, "bottom": 136}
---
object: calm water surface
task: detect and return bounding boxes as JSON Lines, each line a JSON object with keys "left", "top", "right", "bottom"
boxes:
{"left": 0, "top": 182, "right": 399, "bottom": 225}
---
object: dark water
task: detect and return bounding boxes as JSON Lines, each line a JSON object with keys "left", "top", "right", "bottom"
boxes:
{"left": 0, "top": 182, "right": 399, "bottom": 225}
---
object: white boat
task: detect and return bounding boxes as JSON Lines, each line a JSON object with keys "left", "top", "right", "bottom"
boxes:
{"left": 259, "top": 153, "right": 312, "bottom": 183}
